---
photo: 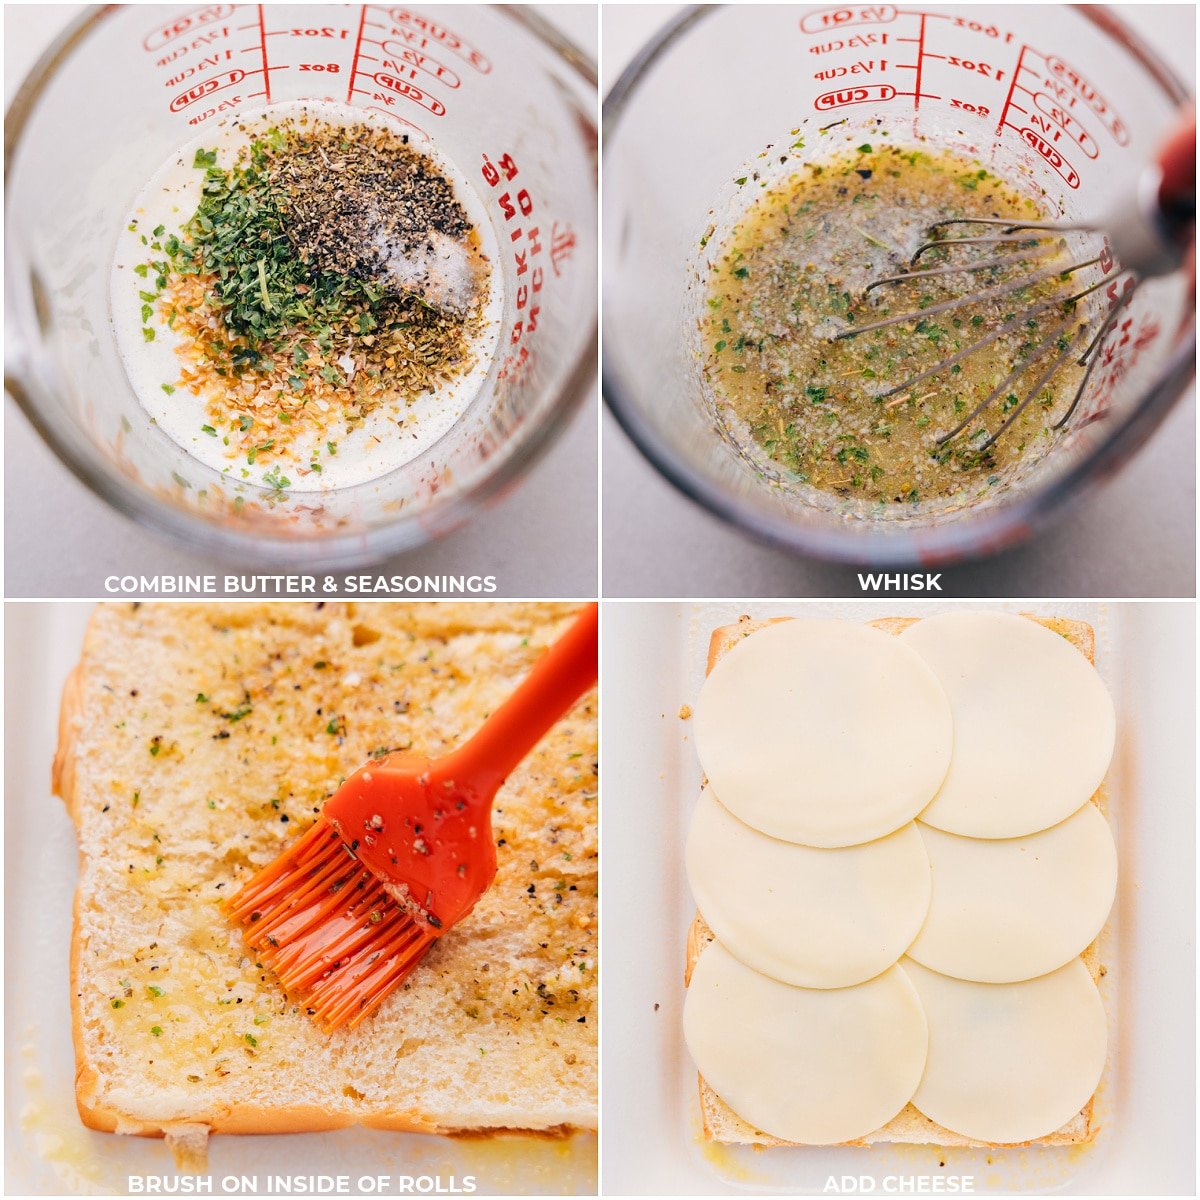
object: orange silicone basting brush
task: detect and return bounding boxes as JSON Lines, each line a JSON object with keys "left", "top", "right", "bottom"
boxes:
{"left": 225, "top": 604, "right": 598, "bottom": 1031}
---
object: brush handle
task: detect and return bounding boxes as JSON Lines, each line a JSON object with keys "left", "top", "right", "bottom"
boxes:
{"left": 444, "top": 603, "right": 598, "bottom": 797}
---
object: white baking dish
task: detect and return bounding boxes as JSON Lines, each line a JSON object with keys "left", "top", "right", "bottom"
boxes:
{"left": 600, "top": 601, "right": 1195, "bottom": 1195}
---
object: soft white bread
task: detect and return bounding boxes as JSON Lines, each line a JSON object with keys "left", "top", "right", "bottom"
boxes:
{"left": 689, "top": 613, "right": 1108, "bottom": 1149}
{"left": 54, "top": 602, "right": 597, "bottom": 1140}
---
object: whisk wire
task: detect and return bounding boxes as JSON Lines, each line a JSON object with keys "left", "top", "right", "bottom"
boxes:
{"left": 864, "top": 243, "right": 1060, "bottom": 295}
{"left": 835, "top": 255, "right": 1101, "bottom": 342}
{"left": 976, "top": 325, "right": 1090, "bottom": 453}
{"left": 910, "top": 233, "right": 1052, "bottom": 265}
{"left": 1053, "top": 275, "right": 1139, "bottom": 431}
{"left": 934, "top": 312, "right": 1081, "bottom": 445}
{"left": 925, "top": 216, "right": 1104, "bottom": 235}
{"left": 869, "top": 273, "right": 1106, "bottom": 402}
{"left": 829, "top": 200, "right": 1144, "bottom": 450}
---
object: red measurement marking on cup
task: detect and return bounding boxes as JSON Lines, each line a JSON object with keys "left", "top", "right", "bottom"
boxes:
{"left": 994, "top": 46, "right": 1110, "bottom": 188}
{"left": 257, "top": 5, "right": 271, "bottom": 101}
{"left": 808, "top": 33, "right": 891, "bottom": 57}
{"left": 382, "top": 9, "right": 491, "bottom": 73}
{"left": 372, "top": 74, "right": 446, "bottom": 115}
{"left": 909, "top": 12, "right": 927, "bottom": 109}
{"left": 998, "top": 49, "right": 1129, "bottom": 163}
{"left": 257, "top": 10, "right": 364, "bottom": 98}
{"left": 798, "top": 8, "right": 1129, "bottom": 176}
{"left": 992, "top": 39, "right": 1131, "bottom": 184}
{"left": 816, "top": 84, "right": 897, "bottom": 110}
{"left": 160, "top": 47, "right": 240, "bottom": 88}
{"left": 345, "top": 6, "right": 491, "bottom": 116}
{"left": 1044, "top": 56, "right": 1129, "bottom": 145}
{"left": 347, "top": 5, "right": 370, "bottom": 100}
{"left": 802, "top": 7, "right": 939, "bottom": 108}
{"left": 377, "top": 42, "right": 462, "bottom": 88}
{"left": 170, "top": 69, "right": 246, "bottom": 112}
{"left": 1030, "top": 92, "right": 1099, "bottom": 158}
{"left": 143, "top": 5, "right": 236, "bottom": 52}
{"left": 141, "top": 6, "right": 272, "bottom": 121}
{"left": 813, "top": 59, "right": 891, "bottom": 83}
{"left": 801, "top": 6, "right": 898, "bottom": 34}
{"left": 1016, "top": 126, "right": 1080, "bottom": 187}
{"left": 1074, "top": 293, "right": 1162, "bottom": 429}
{"left": 478, "top": 149, "right": 576, "bottom": 385}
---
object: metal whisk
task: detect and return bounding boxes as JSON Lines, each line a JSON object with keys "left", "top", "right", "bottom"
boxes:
{"left": 835, "top": 165, "right": 1193, "bottom": 450}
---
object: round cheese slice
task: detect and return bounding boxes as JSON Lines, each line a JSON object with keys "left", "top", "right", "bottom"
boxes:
{"left": 684, "top": 945, "right": 928, "bottom": 1145}
{"left": 900, "top": 612, "right": 1115, "bottom": 838}
{"left": 687, "top": 787, "right": 931, "bottom": 987}
{"left": 695, "top": 619, "right": 953, "bottom": 847}
{"left": 905, "top": 957, "right": 1107, "bottom": 1144}
{"left": 909, "top": 805, "right": 1117, "bottom": 982}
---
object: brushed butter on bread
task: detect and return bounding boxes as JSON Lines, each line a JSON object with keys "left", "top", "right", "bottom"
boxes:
{"left": 54, "top": 602, "right": 597, "bottom": 1141}
{"left": 687, "top": 614, "right": 1111, "bottom": 1149}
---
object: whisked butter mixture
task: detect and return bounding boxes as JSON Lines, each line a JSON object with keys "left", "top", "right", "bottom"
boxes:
{"left": 703, "top": 144, "right": 1086, "bottom": 508}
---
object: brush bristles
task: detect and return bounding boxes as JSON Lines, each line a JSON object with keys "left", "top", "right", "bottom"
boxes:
{"left": 225, "top": 821, "right": 439, "bottom": 1031}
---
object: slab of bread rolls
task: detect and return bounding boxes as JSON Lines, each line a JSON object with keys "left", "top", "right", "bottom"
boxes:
{"left": 54, "top": 602, "right": 598, "bottom": 1148}
{"left": 684, "top": 613, "right": 1116, "bottom": 1149}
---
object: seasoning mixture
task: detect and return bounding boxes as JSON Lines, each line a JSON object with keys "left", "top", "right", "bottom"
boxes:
{"left": 703, "top": 143, "right": 1086, "bottom": 508}
{"left": 113, "top": 103, "right": 500, "bottom": 492}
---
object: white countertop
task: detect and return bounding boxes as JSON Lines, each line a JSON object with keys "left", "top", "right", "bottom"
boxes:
{"left": 4, "top": 4, "right": 599, "bottom": 599}
{"left": 601, "top": 4, "right": 1196, "bottom": 599}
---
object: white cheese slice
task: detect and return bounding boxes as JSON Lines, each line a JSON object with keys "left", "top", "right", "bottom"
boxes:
{"left": 695, "top": 619, "right": 953, "bottom": 847}
{"left": 909, "top": 805, "right": 1117, "bottom": 982}
{"left": 900, "top": 612, "right": 1115, "bottom": 838}
{"left": 906, "top": 957, "right": 1107, "bottom": 1144}
{"left": 684, "top": 945, "right": 928, "bottom": 1145}
{"left": 687, "top": 787, "right": 931, "bottom": 987}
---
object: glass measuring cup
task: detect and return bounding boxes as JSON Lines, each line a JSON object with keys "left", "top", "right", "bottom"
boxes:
{"left": 6, "top": 5, "right": 596, "bottom": 567}
{"left": 604, "top": 4, "right": 1194, "bottom": 566}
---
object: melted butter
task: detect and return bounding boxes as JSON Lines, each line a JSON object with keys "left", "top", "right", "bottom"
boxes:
{"left": 18, "top": 1035, "right": 106, "bottom": 1190}
{"left": 697, "top": 1135, "right": 765, "bottom": 1183}
{"left": 704, "top": 145, "right": 1085, "bottom": 508}
{"left": 100, "top": 899, "right": 276, "bottom": 1086}
{"left": 689, "top": 1097, "right": 768, "bottom": 1184}
{"left": 371, "top": 1130, "right": 597, "bottom": 1194}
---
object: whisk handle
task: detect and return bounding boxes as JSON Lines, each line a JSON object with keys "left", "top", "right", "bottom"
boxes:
{"left": 1104, "top": 166, "right": 1189, "bottom": 278}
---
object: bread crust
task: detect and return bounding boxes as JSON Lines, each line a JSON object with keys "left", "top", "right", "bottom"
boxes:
{"left": 690, "top": 612, "right": 1109, "bottom": 1149}
{"left": 56, "top": 603, "right": 597, "bottom": 1142}
{"left": 58, "top": 658, "right": 95, "bottom": 1135}
{"left": 52, "top": 663, "right": 82, "bottom": 820}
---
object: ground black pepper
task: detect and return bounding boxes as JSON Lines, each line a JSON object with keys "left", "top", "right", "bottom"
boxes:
{"left": 269, "top": 122, "right": 475, "bottom": 310}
